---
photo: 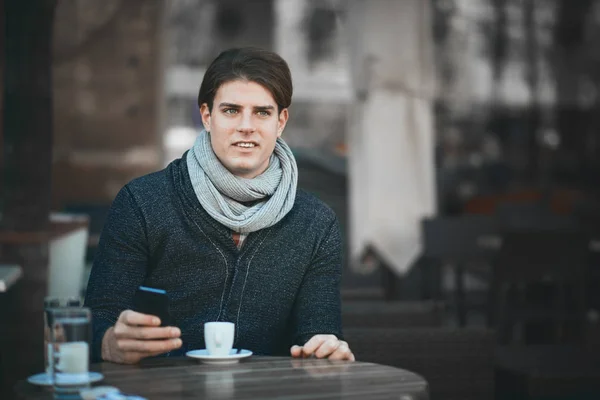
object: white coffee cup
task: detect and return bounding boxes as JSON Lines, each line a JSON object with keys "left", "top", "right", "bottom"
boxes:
{"left": 204, "top": 322, "right": 235, "bottom": 356}
{"left": 57, "top": 342, "right": 89, "bottom": 373}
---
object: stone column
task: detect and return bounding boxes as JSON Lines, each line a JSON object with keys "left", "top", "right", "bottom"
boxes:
{"left": 346, "top": 0, "right": 437, "bottom": 276}
{"left": 1, "top": 1, "right": 56, "bottom": 396}
{"left": 2, "top": 0, "right": 55, "bottom": 230}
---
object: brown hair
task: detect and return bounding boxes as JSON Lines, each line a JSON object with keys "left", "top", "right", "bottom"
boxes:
{"left": 198, "top": 47, "right": 293, "bottom": 113}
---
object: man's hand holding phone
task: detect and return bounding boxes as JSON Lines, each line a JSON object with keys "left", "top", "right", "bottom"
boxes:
{"left": 101, "top": 287, "right": 181, "bottom": 364}
{"left": 101, "top": 310, "right": 182, "bottom": 364}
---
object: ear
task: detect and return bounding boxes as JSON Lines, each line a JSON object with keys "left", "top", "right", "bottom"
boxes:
{"left": 277, "top": 108, "right": 289, "bottom": 138}
{"left": 200, "top": 103, "right": 211, "bottom": 131}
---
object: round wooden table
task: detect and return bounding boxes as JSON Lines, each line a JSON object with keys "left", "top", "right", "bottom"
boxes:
{"left": 15, "top": 356, "right": 429, "bottom": 399}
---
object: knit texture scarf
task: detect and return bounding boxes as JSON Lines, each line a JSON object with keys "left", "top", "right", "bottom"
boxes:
{"left": 186, "top": 130, "right": 298, "bottom": 234}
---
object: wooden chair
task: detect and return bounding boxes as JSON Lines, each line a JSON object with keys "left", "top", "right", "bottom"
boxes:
{"left": 345, "top": 327, "right": 496, "bottom": 400}
{"left": 421, "top": 215, "right": 499, "bottom": 326}
{"left": 488, "top": 230, "right": 589, "bottom": 345}
{"left": 495, "top": 344, "right": 600, "bottom": 399}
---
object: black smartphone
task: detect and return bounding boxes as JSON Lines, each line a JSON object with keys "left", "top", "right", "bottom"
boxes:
{"left": 133, "top": 286, "right": 173, "bottom": 327}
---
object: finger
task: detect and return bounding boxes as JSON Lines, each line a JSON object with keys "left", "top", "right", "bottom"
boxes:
{"left": 315, "top": 338, "right": 341, "bottom": 359}
{"left": 119, "top": 310, "right": 161, "bottom": 327}
{"left": 290, "top": 345, "right": 303, "bottom": 358}
{"left": 114, "top": 325, "right": 180, "bottom": 340}
{"left": 116, "top": 338, "right": 182, "bottom": 353}
{"left": 327, "top": 343, "right": 353, "bottom": 361}
{"left": 302, "top": 335, "right": 336, "bottom": 356}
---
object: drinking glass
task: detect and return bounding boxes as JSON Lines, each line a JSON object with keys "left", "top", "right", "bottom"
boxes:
{"left": 44, "top": 297, "right": 82, "bottom": 377}
{"left": 49, "top": 307, "right": 91, "bottom": 398}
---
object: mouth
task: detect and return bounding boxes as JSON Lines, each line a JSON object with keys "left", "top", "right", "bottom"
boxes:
{"left": 232, "top": 141, "right": 258, "bottom": 149}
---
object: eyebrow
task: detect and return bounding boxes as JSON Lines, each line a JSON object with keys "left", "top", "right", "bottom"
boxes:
{"left": 218, "top": 103, "right": 275, "bottom": 111}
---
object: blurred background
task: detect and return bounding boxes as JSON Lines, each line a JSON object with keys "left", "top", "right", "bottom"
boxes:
{"left": 3, "top": 0, "right": 600, "bottom": 399}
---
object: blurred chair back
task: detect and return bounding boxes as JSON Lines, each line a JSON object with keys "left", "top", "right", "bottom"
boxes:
{"left": 495, "top": 203, "right": 579, "bottom": 232}
{"left": 492, "top": 230, "right": 588, "bottom": 283}
{"left": 63, "top": 204, "right": 111, "bottom": 264}
{"left": 345, "top": 327, "right": 495, "bottom": 400}
{"left": 422, "top": 215, "right": 499, "bottom": 263}
{"left": 342, "top": 300, "right": 444, "bottom": 329}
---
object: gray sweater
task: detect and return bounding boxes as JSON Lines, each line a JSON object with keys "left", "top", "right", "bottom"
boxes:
{"left": 84, "top": 156, "right": 343, "bottom": 361}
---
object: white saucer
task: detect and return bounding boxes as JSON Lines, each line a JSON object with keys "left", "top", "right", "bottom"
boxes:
{"left": 27, "top": 372, "right": 104, "bottom": 387}
{"left": 186, "top": 349, "right": 253, "bottom": 364}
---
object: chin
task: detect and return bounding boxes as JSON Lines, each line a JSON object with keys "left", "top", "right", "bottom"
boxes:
{"left": 227, "top": 163, "right": 256, "bottom": 177}
{"left": 230, "top": 162, "right": 254, "bottom": 172}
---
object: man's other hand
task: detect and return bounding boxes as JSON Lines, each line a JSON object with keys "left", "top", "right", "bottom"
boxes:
{"left": 290, "top": 334, "right": 354, "bottom": 361}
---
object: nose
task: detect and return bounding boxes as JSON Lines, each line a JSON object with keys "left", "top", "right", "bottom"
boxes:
{"left": 236, "top": 111, "right": 256, "bottom": 134}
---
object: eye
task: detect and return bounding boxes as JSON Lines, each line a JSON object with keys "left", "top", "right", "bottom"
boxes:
{"left": 223, "top": 108, "right": 238, "bottom": 115}
{"left": 257, "top": 111, "right": 271, "bottom": 117}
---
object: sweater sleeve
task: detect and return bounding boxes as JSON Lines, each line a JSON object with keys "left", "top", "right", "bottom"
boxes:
{"left": 290, "top": 215, "right": 343, "bottom": 346}
{"left": 84, "top": 185, "right": 150, "bottom": 362}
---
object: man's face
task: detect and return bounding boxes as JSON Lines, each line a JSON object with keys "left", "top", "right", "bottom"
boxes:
{"left": 200, "top": 80, "right": 289, "bottom": 179}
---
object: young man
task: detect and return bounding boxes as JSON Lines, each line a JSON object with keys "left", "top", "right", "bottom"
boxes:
{"left": 85, "top": 47, "right": 354, "bottom": 364}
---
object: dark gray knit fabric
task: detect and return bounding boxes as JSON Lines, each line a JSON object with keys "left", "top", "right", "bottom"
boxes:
{"left": 84, "top": 155, "right": 343, "bottom": 362}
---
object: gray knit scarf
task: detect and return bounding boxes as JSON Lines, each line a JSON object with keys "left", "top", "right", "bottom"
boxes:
{"left": 186, "top": 130, "right": 298, "bottom": 234}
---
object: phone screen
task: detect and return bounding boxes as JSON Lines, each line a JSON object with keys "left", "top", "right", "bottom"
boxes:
{"left": 133, "top": 286, "right": 172, "bottom": 327}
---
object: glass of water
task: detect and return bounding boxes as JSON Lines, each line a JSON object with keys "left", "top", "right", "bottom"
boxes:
{"left": 49, "top": 307, "right": 91, "bottom": 398}
{"left": 44, "top": 297, "right": 82, "bottom": 377}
